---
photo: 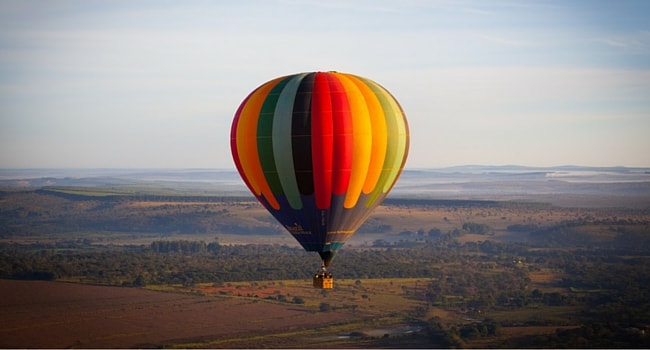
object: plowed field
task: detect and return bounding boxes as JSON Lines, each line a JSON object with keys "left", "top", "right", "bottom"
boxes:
{"left": 0, "top": 279, "right": 358, "bottom": 348}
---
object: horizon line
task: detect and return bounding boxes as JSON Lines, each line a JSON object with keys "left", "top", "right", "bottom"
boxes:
{"left": 2, "top": 164, "right": 650, "bottom": 171}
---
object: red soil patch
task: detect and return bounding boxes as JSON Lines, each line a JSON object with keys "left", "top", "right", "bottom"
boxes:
{"left": 499, "top": 325, "right": 578, "bottom": 337}
{"left": 195, "top": 284, "right": 284, "bottom": 299}
{"left": 0, "top": 279, "right": 354, "bottom": 348}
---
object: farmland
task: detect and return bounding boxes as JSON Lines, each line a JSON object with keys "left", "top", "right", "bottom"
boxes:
{"left": 1, "top": 168, "right": 650, "bottom": 348}
{"left": 0, "top": 279, "right": 363, "bottom": 348}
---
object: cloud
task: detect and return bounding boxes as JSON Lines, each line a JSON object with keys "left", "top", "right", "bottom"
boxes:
{"left": 474, "top": 33, "right": 539, "bottom": 47}
{"left": 384, "top": 66, "right": 650, "bottom": 167}
{"left": 597, "top": 30, "right": 650, "bottom": 54}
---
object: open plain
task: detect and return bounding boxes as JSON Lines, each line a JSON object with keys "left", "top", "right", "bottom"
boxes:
{"left": 1, "top": 166, "right": 649, "bottom": 348}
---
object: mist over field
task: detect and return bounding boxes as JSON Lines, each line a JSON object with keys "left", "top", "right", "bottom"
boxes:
{"left": 2, "top": 165, "right": 649, "bottom": 208}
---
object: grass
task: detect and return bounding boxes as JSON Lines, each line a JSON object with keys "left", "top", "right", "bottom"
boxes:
{"left": 41, "top": 183, "right": 236, "bottom": 198}
{"left": 157, "top": 278, "right": 422, "bottom": 348}
{"left": 44, "top": 186, "right": 135, "bottom": 197}
{"left": 487, "top": 305, "right": 581, "bottom": 325}
{"left": 173, "top": 318, "right": 367, "bottom": 348}
{"left": 169, "top": 315, "right": 411, "bottom": 349}
{"left": 181, "top": 278, "right": 429, "bottom": 323}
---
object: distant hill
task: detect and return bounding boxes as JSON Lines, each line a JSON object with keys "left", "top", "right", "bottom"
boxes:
{"left": 1, "top": 166, "right": 649, "bottom": 207}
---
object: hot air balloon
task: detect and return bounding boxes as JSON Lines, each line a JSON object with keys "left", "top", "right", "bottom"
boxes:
{"left": 230, "top": 71, "right": 409, "bottom": 288}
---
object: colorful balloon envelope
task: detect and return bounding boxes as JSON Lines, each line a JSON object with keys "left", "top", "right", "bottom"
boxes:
{"left": 230, "top": 71, "right": 409, "bottom": 267}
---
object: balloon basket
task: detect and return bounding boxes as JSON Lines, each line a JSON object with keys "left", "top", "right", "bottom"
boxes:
{"left": 313, "top": 270, "right": 333, "bottom": 289}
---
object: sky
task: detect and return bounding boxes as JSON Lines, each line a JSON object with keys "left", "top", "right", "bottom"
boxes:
{"left": 1, "top": 0, "right": 649, "bottom": 169}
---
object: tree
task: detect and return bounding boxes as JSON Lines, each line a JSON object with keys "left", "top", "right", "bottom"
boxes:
{"left": 133, "top": 274, "right": 146, "bottom": 287}
{"left": 319, "top": 302, "right": 331, "bottom": 312}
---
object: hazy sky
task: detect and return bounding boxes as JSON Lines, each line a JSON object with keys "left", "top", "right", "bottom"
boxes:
{"left": 1, "top": 0, "right": 649, "bottom": 169}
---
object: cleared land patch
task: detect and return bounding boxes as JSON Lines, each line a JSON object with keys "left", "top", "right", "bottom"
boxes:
{"left": 0, "top": 279, "right": 362, "bottom": 348}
